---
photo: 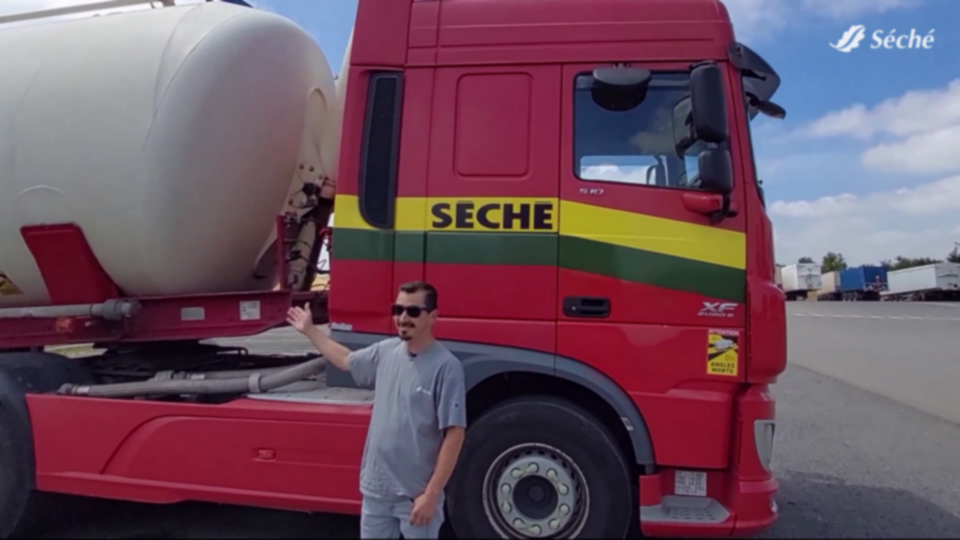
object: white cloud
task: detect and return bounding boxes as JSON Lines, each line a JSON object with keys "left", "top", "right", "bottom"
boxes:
{"left": 772, "top": 193, "right": 860, "bottom": 219}
{"left": 861, "top": 125, "right": 960, "bottom": 174}
{"left": 721, "top": 0, "right": 924, "bottom": 42}
{"left": 802, "top": 79, "right": 960, "bottom": 174}
{"left": 798, "top": 0, "right": 922, "bottom": 18}
{"left": 803, "top": 80, "right": 960, "bottom": 141}
{"left": 772, "top": 176, "right": 960, "bottom": 219}
{"left": 771, "top": 176, "right": 960, "bottom": 264}
{"left": 771, "top": 78, "right": 960, "bottom": 263}
{"left": 580, "top": 164, "right": 651, "bottom": 185}
{"left": 721, "top": 0, "right": 792, "bottom": 41}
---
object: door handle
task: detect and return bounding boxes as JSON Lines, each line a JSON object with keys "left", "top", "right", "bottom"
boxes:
{"left": 562, "top": 296, "right": 610, "bottom": 318}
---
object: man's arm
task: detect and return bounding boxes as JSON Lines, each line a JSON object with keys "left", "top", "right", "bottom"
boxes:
{"left": 425, "top": 359, "right": 468, "bottom": 496}
{"left": 302, "top": 325, "right": 352, "bottom": 371}
{"left": 303, "top": 326, "right": 381, "bottom": 388}
{"left": 410, "top": 359, "right": 467, "bottom": 525}
{"left": 424, "top": 426, "right": 466, "bottom": 496}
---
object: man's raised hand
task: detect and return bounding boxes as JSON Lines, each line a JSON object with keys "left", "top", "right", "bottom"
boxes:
{"left": 286, "top": 304, "right": 312, "bottom": 333}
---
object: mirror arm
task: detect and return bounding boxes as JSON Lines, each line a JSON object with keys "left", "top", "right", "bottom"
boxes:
{"left": 708, "top": 194, "right": 731, "bottom": 224}
{"left": 689, "top": 60, "right": 717, "bottom": 71}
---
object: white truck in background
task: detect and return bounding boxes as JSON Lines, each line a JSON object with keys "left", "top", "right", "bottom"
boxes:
{"left": 777, "top": 263, "right": 822, "bottom": 301}
{"left": 882, "top": 262, "right": 960, "bottom": 301}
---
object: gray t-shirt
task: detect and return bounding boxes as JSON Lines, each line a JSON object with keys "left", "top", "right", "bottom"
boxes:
{"left": 347, "top": 337, "right": 467, "bottom": 500}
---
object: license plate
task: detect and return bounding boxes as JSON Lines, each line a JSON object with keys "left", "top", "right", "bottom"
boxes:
{"left": 674, "top": 470, "right": 707, "bottom": 497}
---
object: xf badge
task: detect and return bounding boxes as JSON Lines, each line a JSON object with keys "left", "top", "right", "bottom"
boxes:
{"left": 698, "top": 302, "right": 738, "bottom": 318}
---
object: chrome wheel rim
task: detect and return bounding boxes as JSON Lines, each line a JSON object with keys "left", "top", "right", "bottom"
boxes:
{"left": 482, "top": 443, "right": 589, "bottom": 538}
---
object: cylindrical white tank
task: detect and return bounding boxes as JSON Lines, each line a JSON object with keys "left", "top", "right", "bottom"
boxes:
{"left": 0, "top": 2, "right": 341, "bottom": 307}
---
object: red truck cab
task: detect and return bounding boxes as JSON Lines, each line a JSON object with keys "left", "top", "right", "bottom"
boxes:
{"left": 329, "top": 0, "right": 787, "bottom": 537}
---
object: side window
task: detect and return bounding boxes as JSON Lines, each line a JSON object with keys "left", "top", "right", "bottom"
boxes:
{"left": 359, "top": 72, "right": 404, "bottom": 229}
{"left": 574, "top": 71, "right": 707, "bottom": 190}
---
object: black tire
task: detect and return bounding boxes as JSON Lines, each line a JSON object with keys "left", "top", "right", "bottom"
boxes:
{"left": 447, "top": 395, "right": 633, "bottom": 539}
{"left": 0, "top": 403, "right": 41, "bottom": 539}
{"left": 0, "top": 352, "right": 93, "bottom": 539}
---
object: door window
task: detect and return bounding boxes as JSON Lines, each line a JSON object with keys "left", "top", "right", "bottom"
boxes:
{"left": 574, "top": 72, "right": 708, "bottom": 191}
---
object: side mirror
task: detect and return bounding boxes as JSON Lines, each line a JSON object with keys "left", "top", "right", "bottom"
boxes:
{"left": 698, "top": 149, "right": 733, "bottom": 195}
{"left": 690, "top": 62, "right": 729, "bottom": 143}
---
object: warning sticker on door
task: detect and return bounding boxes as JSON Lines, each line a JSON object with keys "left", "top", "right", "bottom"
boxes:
{"left": 706, "top": 329, "right": 739, "bottom": 377}
{"left": 0, "top": 272, "right": 23, "bottom": 296}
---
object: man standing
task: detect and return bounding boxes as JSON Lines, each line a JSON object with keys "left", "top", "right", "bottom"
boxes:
{"left": 286, "top": 281, "right": 467, "bottom": 539}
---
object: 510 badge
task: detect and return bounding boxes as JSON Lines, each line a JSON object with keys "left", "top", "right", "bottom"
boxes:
{"left": 706, "top": 328, "right": 739, "bottom": 377}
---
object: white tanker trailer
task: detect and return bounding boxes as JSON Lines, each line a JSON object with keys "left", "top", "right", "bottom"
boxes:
{"left": 0, "top": 0, "right": 347, "bottom": 308}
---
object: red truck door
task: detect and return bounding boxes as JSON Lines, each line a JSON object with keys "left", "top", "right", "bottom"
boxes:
{"left": 419, "top": 65, "right": 562, "bottom": 350}
{"left": 557, "top": 62, "right": 749, "bottom": 395}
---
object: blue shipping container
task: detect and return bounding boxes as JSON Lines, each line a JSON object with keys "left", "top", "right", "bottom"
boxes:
{"left": 838, "top": 266, "right": 888, "bottom": 293}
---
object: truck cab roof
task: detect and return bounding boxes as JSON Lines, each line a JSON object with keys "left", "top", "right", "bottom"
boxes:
{"left": 353, "top": 0, "right": 736, "bottom": 67}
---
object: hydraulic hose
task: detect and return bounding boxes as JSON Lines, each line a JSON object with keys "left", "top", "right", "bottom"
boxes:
{"left": 150, "top": 366, "right": 292, "bottom": 381}
{"left": 0, "top": 298, "right": 140, "bottom": 320}
{"left": 58, "top": 357, "right": 326, "bottom": 398}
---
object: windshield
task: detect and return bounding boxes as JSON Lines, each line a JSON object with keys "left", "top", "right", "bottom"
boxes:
{"left": 574, "top": 72, "right": 709, "bottom": 189}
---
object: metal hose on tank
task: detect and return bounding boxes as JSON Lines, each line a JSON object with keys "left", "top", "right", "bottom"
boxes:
{"left": 150, "top": 366, "right": 293, "bottom": 381}
{"left": 58, "top": 357, "right": 326, "bottom": 398}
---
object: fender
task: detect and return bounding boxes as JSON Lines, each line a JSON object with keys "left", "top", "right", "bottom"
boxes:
{"left": 330, "top": 331, "right": 655, "bottom": 465}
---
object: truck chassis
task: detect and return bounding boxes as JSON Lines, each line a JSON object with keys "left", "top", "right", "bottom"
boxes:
{"left": 0, "top": 212, "right": 778, "bottom": 539}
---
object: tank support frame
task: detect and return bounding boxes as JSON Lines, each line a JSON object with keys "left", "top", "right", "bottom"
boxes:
{"left": 0, "top": 217, "right": 327, "bottom": 351}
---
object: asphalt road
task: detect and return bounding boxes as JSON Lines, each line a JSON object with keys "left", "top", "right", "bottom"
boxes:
{"left": 39, "top": 302, "right": 960, "bottom": 539}
{"left": 787, "top": 300, "right": 960, "bottom": 425}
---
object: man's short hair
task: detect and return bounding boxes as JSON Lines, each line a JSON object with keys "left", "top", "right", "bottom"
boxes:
{"left": 399, "top": 281, "right": 438, "bottom": 311}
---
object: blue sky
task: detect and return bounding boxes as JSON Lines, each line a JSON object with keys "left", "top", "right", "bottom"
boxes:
{"left": 722, "top": 0, "right": 960, "bottom": 265}
{"left": 251, "top": 0, "right": 356, "bottom": 75}
{"left": 9, "top": 0, "right": 960, "bottom": 266}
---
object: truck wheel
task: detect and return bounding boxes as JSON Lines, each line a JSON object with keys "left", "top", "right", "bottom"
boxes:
{"left": 0, "top": 405, "right": 38, "bottom": 539}
{"left": 0, "top": 351, "right": 93, "bottom": 538}
{"left": 448, "top": 395, "right": 633, "bottom": 539}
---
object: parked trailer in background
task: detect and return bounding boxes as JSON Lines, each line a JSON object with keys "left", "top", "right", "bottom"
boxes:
{"left": 882, "top": 263, "right": 960, "bottom": 301}
{"left": 779, "top": 263, "right": 822, "bottom": 301}
{"left": 816, "top": 271, "right": 840, "bottom": 301}
{"left": 838, "top": 266, "right": 887, "bottom": 301}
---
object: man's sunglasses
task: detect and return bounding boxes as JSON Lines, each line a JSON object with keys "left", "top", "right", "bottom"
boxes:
{"left": 391, "top": 304, "right": 433, "bottom": 318}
